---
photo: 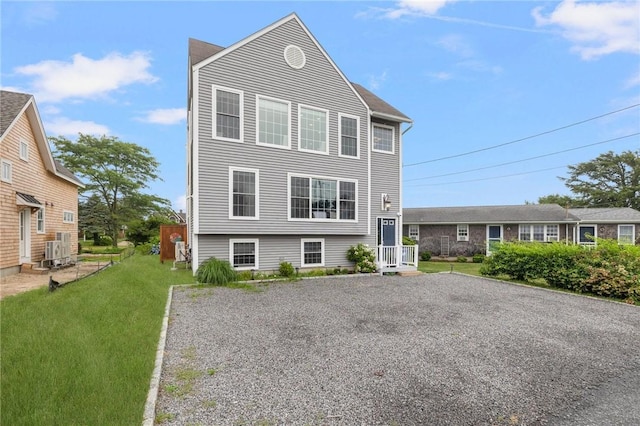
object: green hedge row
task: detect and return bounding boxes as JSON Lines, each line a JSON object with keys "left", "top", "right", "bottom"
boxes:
{"left": 480, "top": 239, "right": 640, "bottom": 302}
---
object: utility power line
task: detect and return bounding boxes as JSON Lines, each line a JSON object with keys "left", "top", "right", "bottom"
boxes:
{"left": 405, "top": 165, "right": 568, "bottom": 187}
{"left": 404, "top": 133, "right": 639, "bottom": 182}
{"left": 403, "top": 103, "right": 640, "bottom": 168}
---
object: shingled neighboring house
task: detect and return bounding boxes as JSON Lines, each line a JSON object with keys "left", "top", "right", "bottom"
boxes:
{"left": 0, "top": 90, "right": 84, "bottom": 277}
{"left": 186, "top": 13, "right": 415, "bottom": 274}
{"left": 568, "top": 207, "right": 640, "bottom": 246}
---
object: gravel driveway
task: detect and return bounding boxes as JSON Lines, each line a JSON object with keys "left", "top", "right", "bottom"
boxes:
{"left": 154, "top": 274, "right": 640, "bottom": 425}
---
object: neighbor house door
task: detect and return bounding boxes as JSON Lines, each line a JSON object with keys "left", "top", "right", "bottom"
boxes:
{"left": 19, "top": 209, "right": 31, "bottom": 264}
{"left": 487, "top": 225, "right": 502, "bottom": 255}
{"left": 377, "top": 217, "right": 396, "bottom": 246}
{"left": 578, "top": 225, "right": 597, "bottom": 246}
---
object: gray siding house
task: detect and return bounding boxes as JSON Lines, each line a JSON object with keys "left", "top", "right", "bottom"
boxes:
{"left": 187, "top": 14, "right": 414, "bottom": 274}
{"left": 568, "top": 207, "right": 640, "bottom": 246}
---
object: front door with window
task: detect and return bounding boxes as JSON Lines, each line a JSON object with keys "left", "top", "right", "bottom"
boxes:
{"left": 487, "top": 225, "right": 502, "bottom": 255}
{"left": 378, "top": 217, "right": 396, "bottom": 246}
{"left": 19, "top": 209, "right": 31, "bottom": 264}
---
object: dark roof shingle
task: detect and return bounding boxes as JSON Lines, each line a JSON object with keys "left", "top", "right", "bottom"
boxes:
{"left": 189, "top": 38, "right": 225, "bottom": 65}
{"left": 1, "top": 90, "right": 32, "bottom": 137}
{"left": 404, "top": 204, "right": 578, "bottom": 224}
{"left": 568, "top": 207, "right": 640, "bottom": 222}
{"left": 352, "top": 83, "right": 411, "bottom": 123}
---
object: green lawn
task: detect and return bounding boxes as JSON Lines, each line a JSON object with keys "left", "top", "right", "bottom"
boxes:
{"left": 0, "top": 254, "right": 196, "bottom": 426}
{"left": 418, "top": 260, "right": 483, "bottom": 276}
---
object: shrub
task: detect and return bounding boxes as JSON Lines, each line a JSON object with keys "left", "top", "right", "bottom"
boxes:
{"left": 96, "top": 235, "right": 113, "bottom": 246}
{"left": 420, "top": 251, "right": 431, "bottom": 261}
{"left": 278, "top": 261, "right": 295, "bottom": 278}
{"left": 196, "top": 257, "right": 237, "bottom": 285}
{"left": 135, "top": 243, "right": 153, "bottom": 255}
{"left": 472, "top": 253, "right": 485, "bottom": 263}
{"left": 402, "top": 236, "right": 417, "bottom": 246}
{"left": 346, "top": 243, "right": 377, "bottom": 273}
{"left": 236, "top": 270, "right": 253, "bottom": 281}
{"left": 456, "top": 256, "right": 468, "bottom": 263}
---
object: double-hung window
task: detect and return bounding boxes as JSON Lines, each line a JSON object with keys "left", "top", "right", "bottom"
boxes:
{"left": 229, "top": 167, "right": 258, "bottom": 219}
{"left": 257, "top": 95, "right": 290, "bottom": 148}
{"left": 1, "top": 159, "right": 12, "bottom": 183}
{"left": 299, "top": 105, "right": 328, "bottom": 154}
{"left": 289, "top": 174, "right": 357, "bottom": 221}
{"left": 339, "top": 114, "right": 359, "bottom": 158}
{"left": 213, "top": 86, "right": 243, "bottom": 141}
{"left": 372, "top": 124, "right": 394, "bottom": 153}
{"left": 37, "top": 208, "right": 45, "bottom": 233}
{"left": 19, "top": 140, "right": 29, "bottom": 161}
{"left": 457, "top": 224, "right": 469, "bottom": 241}
{"left": 301, "top": 238, "right": 324, "bottom": 267}
{"left": 408, "top": 225, "right": 419, "bottom": 242}
{"left": 519, "top": 224, "right": 559, "bottom": 242}
{"left": 63, "top": 211, "right": 74, "bottom": 223}
{"left": 618, "top": 224, "right": 635, "bottom": 245}
{"left": 230, "top": 239, "right": 258, "bottom": 270}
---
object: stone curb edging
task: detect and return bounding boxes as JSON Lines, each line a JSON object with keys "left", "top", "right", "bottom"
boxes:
{"left": 142, "top": 285, "right": 174, "bottom": 426}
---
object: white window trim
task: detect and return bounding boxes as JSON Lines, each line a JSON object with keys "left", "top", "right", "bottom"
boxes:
{"left": 338, "top": 113, "right": 360, "bottom": 159}
{"left": 228, "top": 166, "right": 259, "bottom": 220}
{"left": 618, "top": 224, "right": 635, "bottom": 245}
{"left": 297, "top": 103, "right": 329, "bottom": 155}
{"left": 63, "top": 210, "right": 75, "bottom": 224}
{"left": 518, "top": 224, "right": 560, "bottom": 242}
{"left": 229, "top": 238, "right": 259, "bottom": 270}
{"left": 457, "top": 224, "right": 469, "bottom": 242}
{"left": 287, "top": 172, "right": 358, "bottom": 222}
{"left": 408, "top": 224, "right": 419, "bottom": 241}
{"left": 301, "top": 238, "right": 324, "bottom": 267}
{"left": 255, "top": 94, "right": 291, "bottom": 150}
{"left": 19, "top": 139, "right": 29, "bottom": 162}
{"left": 1, "top": 159, "right": 12, "bottom": 183}
{"left": 372, "top": 123, "right": 395, "bottom": 154}
{"left": 37, "top": 208, "right": 45, "bottom": 234}
{"left": 578, "top": 224, "right": 597, "bottom": 245}
{"left": 212, "top": 85, "right": 244, "bottom": 143}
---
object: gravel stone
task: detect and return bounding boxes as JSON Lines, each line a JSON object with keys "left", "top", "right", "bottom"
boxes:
{"left": 154, "top": 274, "right": 640, "bottom": 425}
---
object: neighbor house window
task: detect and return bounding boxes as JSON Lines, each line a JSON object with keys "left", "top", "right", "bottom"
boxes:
{"left": 339, "top": 114, "right": 359, "bottom": 158}
{"left": 301, "top": 238, "right": 324, "bottom": 267}
{"left": 37, "top": 208, "right": 45, "bottom": 233}
{"left": 372, "top": 124, "right": 394, "bottom": 153}
{"left": 1, "top": 159, "right": 12, "bottom": 183}
{"left": 63, "top": 211, "right": 74, "bottom": 223}
{"left": 289, "top": 174, "right": 357, "bottom": 221}
{"left": 213, "top": 86, "right": 243, "bottom": 141}
{"left": 299, "top": 105, "right": 328, "bottom": 154}
{"left": 618, "top": 224, "right": 635, "bottom": 245}
{"left": 19, "top": 140, "right": 29, "bottom": 161}
{"left": 457, "top": 224, "right": 469, "bottom": 241}
{"left": 408, "top": 225, "right": 419, "bottom": 242}
{"left": 229, "top": 167, "right": 258, "bottom": 219}
{"left": 230, "top": 239, "right": 258, "bottom": 270}
{"left": 257, "top": 95, "right": 290, "bottom": 148}
{"left": 519, "top": 224, "right": 560, "bottom": 242}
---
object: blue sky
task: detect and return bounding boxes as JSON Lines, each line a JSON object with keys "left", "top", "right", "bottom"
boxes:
{"left": 2, "top": 1, "right": 639, "bottom": 210}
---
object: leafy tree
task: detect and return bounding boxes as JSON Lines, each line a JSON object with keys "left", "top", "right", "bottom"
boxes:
{"left": 126, "top": 215, "right": 172, "bottom": 246}
{"left": 51, "top": 134, "right": 169, "bottom": 246}
{"left": 539, "top": 150, "right": 639, "bottom": 209}
{"left": 79, "top": 194, "right": 110, "bottom": 245}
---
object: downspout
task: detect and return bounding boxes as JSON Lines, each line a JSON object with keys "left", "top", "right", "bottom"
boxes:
{"left": 398, "top": 121, "right": 413, "bottom": 259}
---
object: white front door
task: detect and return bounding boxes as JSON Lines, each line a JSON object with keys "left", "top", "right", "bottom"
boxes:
{"left": 487, "top": 225, "right": 502, "bottom": 255}
{"left": 19, "top": 209, "right": 31, "bottom": 264}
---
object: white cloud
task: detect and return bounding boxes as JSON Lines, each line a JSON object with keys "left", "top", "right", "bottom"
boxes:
{"left": 139, "top": 108, "right": 186, "bottom": 125}
{"left": 436, "top": 34, "right": 474, "bottom": 57}
{"left": 174, "top": 195, "right": 187, "bottom": 211}
{"left": 368, "top": 71, "right": 388, "bottom": 91}
{"left": 384, "top": 0, "right": 456, "bottom": 19}
{"left": 23, "top": 3, "right": 58, "bottom": 26}
{"left": 625, "top": 70, "right": 640, "bottom": 88}
{"left": 45, "top": 117, "right": 109, "bottom": 136}
{"left": 426, "top": 71, "right": 453, "bottom": 81}
{"left": 533, "top": 0, "right": 640, "bottom": 60}
{"left": 15, "top": 51, "right": 159, "bottom": 103}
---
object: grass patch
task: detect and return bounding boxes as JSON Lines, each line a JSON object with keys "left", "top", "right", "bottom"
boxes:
{"left": 418, "top": 261, "right": 483, "bottom": 276}
{"left": 0, "top": 254, "right": 196, "bottom": 425}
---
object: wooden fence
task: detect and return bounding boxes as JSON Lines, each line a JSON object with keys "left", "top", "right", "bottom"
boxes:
{"left": 159, "top": 224, "right": 188, "bottom": 263}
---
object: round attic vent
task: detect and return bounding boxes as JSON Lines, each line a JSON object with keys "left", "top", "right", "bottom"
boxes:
{"left": 284, "top": 45, "right": 306, "bottom": 69}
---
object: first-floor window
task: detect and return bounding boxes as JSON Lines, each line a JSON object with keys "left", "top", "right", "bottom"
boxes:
{"left": 302, "top": 239, "right": 324, "bottom": 266}
{"left": 230, "top": 239, "right": 258, "bottom": 270}
{"left": 63, "top": 211, "right": 74, "bottom": 223}
{"left": 457, "top": 224, "right": 469, "bottom": 241}
{"left": 408, "top": 225, "right": 419, "bottom": 242}
{"left": 289, "top": 174, "right": 357, "bottom": 221}
{"left": 37, "top": 208, "right": 45, "bottom": 233}
{"left": 520, "top": 224, "right": 560, "bottom": 242}
{"left": 618, "top": 225, "right": 635, "bottom": 245}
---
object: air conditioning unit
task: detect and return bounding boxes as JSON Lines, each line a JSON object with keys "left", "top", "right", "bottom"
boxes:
{"left": 46, "top": 241, "right": 62, "bottom": 260}
{"left": 175, "top": 241, "right": 186, "bottom": 261}
{"left": 56, "top": 232, "right": 71, "bottom": 258}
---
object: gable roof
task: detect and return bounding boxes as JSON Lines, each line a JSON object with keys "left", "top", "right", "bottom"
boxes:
{"left": 189, "top": 13, "right": 410, "bottom": 124}
{"left": 568, "top": 207, "right": 640, "bottom": 223}
{"left": 0, "top": 90, "right": 84, "bottom": 187}
{"left": 404, "top": 204, "right": 579, "bottom": 224}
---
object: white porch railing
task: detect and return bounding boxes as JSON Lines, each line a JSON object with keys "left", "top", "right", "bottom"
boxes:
{"left": 377, "top": 245, "right": 419, "bottom": 271}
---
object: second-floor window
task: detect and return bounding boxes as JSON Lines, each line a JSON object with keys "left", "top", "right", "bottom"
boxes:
{"left": 1, "top": 159, "right": 12, "bottom": 183}
{"left": 339, "top": 114, "right": 359, "bottom": 158}
{"left": 289, "top": 174, "right": 357, "bottom": 221}
{"left": 213, "top": 86, "right": 243, "bottom": 141}
{"left": 230, "top": 167, "right": 258, "bottom": 219}
{"left": 257, "top": 95, "right": 290, "bottom": 148}
{"left": 20, "top": 140, "right": 29, "bottom": 161}
{"left": 299, "top": 105, "right": 328, "bottom": 154}
{"left": 373, "top": 124, "right": 394, "bottom": 153}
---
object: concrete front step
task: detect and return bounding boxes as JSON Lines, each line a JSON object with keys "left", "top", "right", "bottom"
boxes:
{"left": 20, "top": 263, "right": 49, "bottom": 275}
